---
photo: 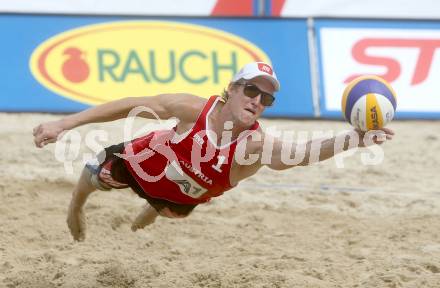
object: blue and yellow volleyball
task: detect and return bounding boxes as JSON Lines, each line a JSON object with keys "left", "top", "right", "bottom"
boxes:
{"left": 341, "top": 75, "right": 397, "bottom": 131}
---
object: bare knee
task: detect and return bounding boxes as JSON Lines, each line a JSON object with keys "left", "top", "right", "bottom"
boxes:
{"left": 82, "top": 165, "right": 112, "bottom": 192}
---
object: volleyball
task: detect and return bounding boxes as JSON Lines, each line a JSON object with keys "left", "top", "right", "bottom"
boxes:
{"left": 341, "top": 75, "right": 397, "bottom": 131}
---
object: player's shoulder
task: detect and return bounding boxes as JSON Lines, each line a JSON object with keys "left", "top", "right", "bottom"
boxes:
{"left": 160, "top": 93, "right": 209, "bottom": 122}
{"left": 172, "top": 93, "right": 207, "bottom": 114}
{"left": 182, "top": 93, "right": 207, "bottom": 110}
{"left": 160, "top": 93, "right": 205, "bottom": 108}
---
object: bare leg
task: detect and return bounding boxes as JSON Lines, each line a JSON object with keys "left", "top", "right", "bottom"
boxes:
{"left": 66, "top": 168, "right": 97, "bottom": 241}
{"left": 131, "top": 204, "right": 159, "bottom": 231}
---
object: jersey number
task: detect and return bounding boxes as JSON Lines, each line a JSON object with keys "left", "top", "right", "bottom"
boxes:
{"left": 212, "top": 155, "right": 226, "bottom": 173}
{"left": 165, "top": 163, "right": 207, "bottom": 198}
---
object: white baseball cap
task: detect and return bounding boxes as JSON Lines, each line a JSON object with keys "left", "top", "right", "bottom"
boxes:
{"left": 232, "top": 62, "right": 280, "bottom": 91}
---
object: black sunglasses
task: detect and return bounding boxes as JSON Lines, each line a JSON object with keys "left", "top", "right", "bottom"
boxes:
{"left": 235, "top": 83, "right": 275, "bottom": 107}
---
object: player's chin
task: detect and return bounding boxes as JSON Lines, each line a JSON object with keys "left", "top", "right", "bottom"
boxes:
{"left": 239, "top": 117, "right": 255, "bottom": 127}
{"left": 240, "top": 111, "right": 257, "bottom": 125}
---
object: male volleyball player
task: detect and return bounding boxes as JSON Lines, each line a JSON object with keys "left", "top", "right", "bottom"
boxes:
{"left": 33, "top": 62, "right": 394, "bottom": 241}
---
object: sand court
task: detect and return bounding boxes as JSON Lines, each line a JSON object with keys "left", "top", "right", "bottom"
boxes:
{"left": 1, "top": 113, "right": 440, "bottom": 287}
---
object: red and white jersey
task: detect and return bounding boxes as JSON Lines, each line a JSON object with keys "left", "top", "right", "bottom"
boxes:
{"left": 123, "top": 96, "right": 259, "bottom": 205}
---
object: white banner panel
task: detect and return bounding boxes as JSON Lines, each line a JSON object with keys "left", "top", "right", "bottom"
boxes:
{"left": 282, "top": 0, "right": 440, "bottom": 19}
{"left": 319, "top": 28, "right": 440, "bottom": 115}
{"left": 0, "top": 0, "right": 217, "bottom": 15}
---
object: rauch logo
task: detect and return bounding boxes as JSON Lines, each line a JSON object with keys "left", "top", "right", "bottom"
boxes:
{"left": 30, "top": 21, "right": 272, "bottom": 105}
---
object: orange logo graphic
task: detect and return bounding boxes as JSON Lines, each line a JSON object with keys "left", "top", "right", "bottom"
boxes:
{"left": 62, "top": 47, "right": 90, "bottom": 83}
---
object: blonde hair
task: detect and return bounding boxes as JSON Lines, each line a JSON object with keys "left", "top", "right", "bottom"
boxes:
{"left": 220, "top": 80, "right": 245, "bottom": 103}
{"left": 220, "top": 88, "right": 229, "bottom": 103}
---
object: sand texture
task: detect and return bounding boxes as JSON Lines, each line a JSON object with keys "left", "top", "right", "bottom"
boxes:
{"left": 1, "top": 113, "right": 440, "bottom": 287}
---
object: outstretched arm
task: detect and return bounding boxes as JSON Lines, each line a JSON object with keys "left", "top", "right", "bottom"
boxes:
{"left": 33, "top": 93, "right": 204, "bottom": 147}
{"left": 266, "top": 128, "right": 394, "bottom": 170}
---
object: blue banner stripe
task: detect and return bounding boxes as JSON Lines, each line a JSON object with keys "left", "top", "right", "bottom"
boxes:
{"left": 265, "top": 0, "right": 272, "bottom": 16}
{"left": 253, "top": 0, "right": 260, "bottom": 16}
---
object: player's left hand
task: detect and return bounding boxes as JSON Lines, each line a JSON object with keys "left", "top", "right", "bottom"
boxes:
{"left": 33, "top": 120, "right": 66, "bottom": 148}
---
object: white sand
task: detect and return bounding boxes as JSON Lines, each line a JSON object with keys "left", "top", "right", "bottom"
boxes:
{"left": 1, "top": 113, "right": 440, "bottom": 287}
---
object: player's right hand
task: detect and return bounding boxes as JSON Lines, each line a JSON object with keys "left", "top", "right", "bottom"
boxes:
{"left": 33, "top": 120, "right": 65, "bottom": 148}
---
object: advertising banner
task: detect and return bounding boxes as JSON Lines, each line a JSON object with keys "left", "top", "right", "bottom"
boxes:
{"left": 281, "top": 0, "right": 440, "bottom": 19}
{"left": 316, "top": 19, "right": 440, "bottom": 119}
{"left": 0, "top": 0, "right": 258, "bottom": 17}
{"left": 0, "top": 14, "right": 313, "bottom": 117}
